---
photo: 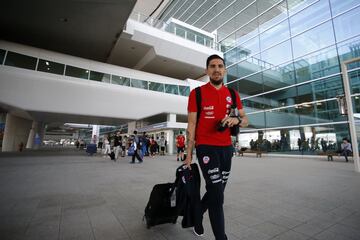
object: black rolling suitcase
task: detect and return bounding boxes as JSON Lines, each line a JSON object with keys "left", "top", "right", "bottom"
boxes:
{"left": 144, "top": 182, "right": 178, "bottom": 228}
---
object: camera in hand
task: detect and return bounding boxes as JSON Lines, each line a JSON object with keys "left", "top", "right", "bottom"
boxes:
{"left": 217, "top": 116, "right": 242, "bottom": 132}
{"left": 217, "top": 121, "right": 228, "bottom": 132}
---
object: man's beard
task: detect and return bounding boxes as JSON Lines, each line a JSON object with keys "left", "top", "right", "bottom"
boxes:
{"left": 209, "top": 77, "right": 223, "bottom": 86}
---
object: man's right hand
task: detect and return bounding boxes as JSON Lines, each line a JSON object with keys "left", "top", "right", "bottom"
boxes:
{"left": 184, "top": 154, "right": 192, "bottom": 169}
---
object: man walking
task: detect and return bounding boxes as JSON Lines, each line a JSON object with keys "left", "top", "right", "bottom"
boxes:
{"left": 113, "top": 132, "right": 121, "bottom": 161}
{"left": 176, "top": 131, "right": 186, "bottom": 161}
{"left": 184, "top": 54, "right": 248, "bottom": 240}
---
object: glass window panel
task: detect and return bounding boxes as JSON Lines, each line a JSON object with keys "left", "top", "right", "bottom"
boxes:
{"left": 258, "top": 0, "right": 288, "bottom": 33}
{"left": 186, "top": 31, "right": 196, "bottom": 42}
{"left": 333, "top": 6, "right": 360, "bottom": 43}
{"left": 37, "top": 59, "right": 64, "bottom": 75}
{"left": 111, "top": 75, "right": 130, "bottom": 86}
{"left": 237, "top": 35, "right": 260, "bottom": 57}
{"left": 89, "top": 71, "right": 110, "bottom": 83}
{"left": 0, "top": 49, "right": 5, "bottom": 64}
{"left": 247, "top": 112, "right": 266, "bottom": 129}
{"left": 241, "top": 98, "right": 265, "bottom": 113}
{"left": 330, "top": 0, "right": 360, "bottom": 16}
{"left": 292, "top": 21, "right": 335, "bottom": 59}
{"left": 287, "top": 0, "right": 318, "bottom": 15}
{"left": 353, "top": 95, "right": 360, "bottom": 114}
{"left": 232, "top": 72, "right": 263, "bottom": 96}
{"left": 260, "top": 19, "right": 290, "bottom": 51}
{"left": 336, "top": 36, "right": 360, "bottom": 68}
{"left": 289, "top": 0, "right": 331, "bottom": 36}
{"left": 228, "top": 54, "right": 262, "bottom": 81}
{"left": 226, "top": 64, "right": 238, "bottom": 83}
{"left": 262, "top": 87, "right": 298, "bottom": 110}
{"left": 179, "top": 85, "right": 190, "bottom": 96}
{"left": 265, "top": 106, "right": 300, "bottom": 128}
{"left": 234, "top": 18, "right": 259, "bottom": 46}
{"left": 261, "top": 40, "right": 292, "bottom": 66}
{"left": 294, "top": 46, "right": 339, "bottom": 83}
{"left": 296, "top": 75, "right": 344, "bottom": 104}
{"left": 165, "top": 84, "right": 179, "bottom": 95}
{"left": 65, "top": 65, "right": 89, "bottom": 79}
{"left": 4, "top": 51, "right": 37, "bottom": 70}
{"left": 263, "top": 62, "right": 296, "bottom": 87}
{"left": 196, "top": 35, "right": 205, "bottom": 45}
{"left": 131, "top": 79, "right": 148, "bottom": 90}
{"left": 297, "top": 99, "right": 346, "bottom": 125}
{"left": 175, "top": 27, "right": 186, "bottom": 38}
{"left": 349, "top": 69, "right": 360, "bottom": 95}
{"left": 149, "top": 82, "right": 165, "bottom": 92}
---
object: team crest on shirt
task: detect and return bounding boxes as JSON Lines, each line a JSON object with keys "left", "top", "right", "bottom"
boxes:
{"left": 203, "top": 156, "right": 210, "bottom": 164}
{"left": 226, "top": 96, "right": 232, "bottom": 103}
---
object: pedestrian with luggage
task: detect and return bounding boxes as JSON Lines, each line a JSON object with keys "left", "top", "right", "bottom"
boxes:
{"left": 184, "top": 54, "right": 248, "bottom": 240}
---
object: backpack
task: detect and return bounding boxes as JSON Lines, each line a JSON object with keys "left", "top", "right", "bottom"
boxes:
{"left": 195, "top": 86, "right": 240, "bottom": 136}
{"left": 144, "top": 182, "right": 178, "bottom": 228}
{"left": 128, "top": 143, "right": 135, "bottom": 156}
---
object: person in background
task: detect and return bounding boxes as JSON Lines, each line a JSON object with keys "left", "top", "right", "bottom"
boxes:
{"left": 341, "top": 138, "right": 352, "bottom": 162}
{"left": 121, "top": 135, "right": 127, "bottom": 157}
{"left": 103, "top": 135, "right": 111, "bottom": 157}
{"left": 113, "top": 132, "right": 121, "bottom": 161}
{"left": 159, "top": 136, "right": 166, "bottom": 155}
{"left": 176, "top": 131, "right": 186, "bottom": 161}
{"left": 130, "top": 130, "right": 143, "bottom": 164}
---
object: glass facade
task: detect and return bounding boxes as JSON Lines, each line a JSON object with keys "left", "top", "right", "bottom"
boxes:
{"left": 160, "top": 0, "right": 360, "bottom": 154}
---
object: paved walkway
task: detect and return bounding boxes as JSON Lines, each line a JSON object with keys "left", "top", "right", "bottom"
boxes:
{"left": 0, "top": 151, "right": 359, "bottom": 240}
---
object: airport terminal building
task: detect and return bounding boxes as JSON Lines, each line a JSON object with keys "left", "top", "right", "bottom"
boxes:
{"left": 0, "top": 0, "right": 359, "bottom": 161}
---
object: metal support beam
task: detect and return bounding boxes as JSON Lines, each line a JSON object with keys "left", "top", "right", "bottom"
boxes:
{"left": 341, "top": 57, "right": 360, "bottom": 172}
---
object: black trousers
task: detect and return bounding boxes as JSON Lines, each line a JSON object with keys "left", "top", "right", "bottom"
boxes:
{"left": 131, "top": 149, "right": 143, "bottom": 163}
{"left": 196, "top": 145, "right": 233, "bottom": 240}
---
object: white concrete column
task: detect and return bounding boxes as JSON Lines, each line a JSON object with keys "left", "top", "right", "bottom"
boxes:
{"left": 167, "top": 113, "right": 176, "bottom": 122}
{"left": 92, "top": 125, "right": 100, "bottom": 144}
{"left": 127, "top": 121, "right": 137, "bottom": 134}
{"left": 2, "top": 113, "right": 32, "bottom": 152}
{"left": 168, "top": 129, "right": 175, "bottom": 155}
{"left": 26, "top": 121, "right": 38, "bottom": 149}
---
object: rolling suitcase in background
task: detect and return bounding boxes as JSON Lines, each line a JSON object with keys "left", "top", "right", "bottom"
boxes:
{"left": 144, "top": 182, "right": 178, "bottom": 228}
{"left": 86, "top": 144, "right": 97, "bottom": 155}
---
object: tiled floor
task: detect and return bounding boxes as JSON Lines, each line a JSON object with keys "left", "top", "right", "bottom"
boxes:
{"left": 0, "top": 152, "right": 359, "bottom": 240}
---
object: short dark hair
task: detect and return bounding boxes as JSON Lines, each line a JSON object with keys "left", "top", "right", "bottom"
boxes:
{"left": 206, "top": 54, "right": 225, "bottom": 68}
{"left": 134, "top": 130, "right": 137, "bottom": 134}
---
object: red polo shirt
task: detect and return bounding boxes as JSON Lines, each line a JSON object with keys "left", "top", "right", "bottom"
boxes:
{"left": 188, "top": 82, "right": 243, "bottom": 146}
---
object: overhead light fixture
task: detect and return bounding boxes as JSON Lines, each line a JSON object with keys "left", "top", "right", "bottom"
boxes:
{"left": 355, "top": 96, "right": 359, "bottom": 99}
{"left": 45, "top": 61, "right": 49, "bottom": 66}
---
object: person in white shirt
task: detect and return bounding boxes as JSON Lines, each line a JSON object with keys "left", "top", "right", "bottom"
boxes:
{"left": 103, "top": 135, "right": 111, "bottom": 157}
